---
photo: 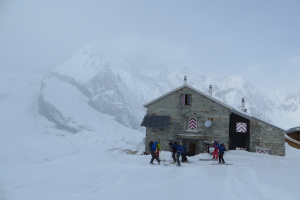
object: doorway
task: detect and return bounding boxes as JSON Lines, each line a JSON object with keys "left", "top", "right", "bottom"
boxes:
{"left": 187, "top": 141, "right": 197, "bottom": 156}
{"left": 229, "top": 112, "right": 250, "bottom": 151}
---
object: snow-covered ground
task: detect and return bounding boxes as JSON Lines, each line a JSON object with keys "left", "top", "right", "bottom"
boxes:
{"left": 1, "top": 71, "right": 300, "bottom": 200}
{"left": 1, "top": 144, "right": 300, "bottom": 200}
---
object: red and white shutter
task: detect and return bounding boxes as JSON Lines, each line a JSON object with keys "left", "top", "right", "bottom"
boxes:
{"left": 188, "top": 117, "right": 197, "bottom": 130}
{"left": 236, "top": 122, "right": 247, "bottom": 133}
{"left": 181, "top": 94, "right": 185, "bottom": 105}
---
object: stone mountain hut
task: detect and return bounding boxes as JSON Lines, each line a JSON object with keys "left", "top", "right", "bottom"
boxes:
{"left": 141, "top": 76, "right": 285, "bottom": 156}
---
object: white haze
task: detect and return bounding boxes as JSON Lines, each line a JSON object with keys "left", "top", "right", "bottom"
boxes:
{"left": 1, "top": 0, "right": 300, "bottom": 90}
{"left": 1, "top": 1, "right": 300, "bottom": 199}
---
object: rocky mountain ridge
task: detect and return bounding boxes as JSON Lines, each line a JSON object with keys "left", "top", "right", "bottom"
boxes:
{"left": 38, "top": 46, "right": 300, "bottom": 133}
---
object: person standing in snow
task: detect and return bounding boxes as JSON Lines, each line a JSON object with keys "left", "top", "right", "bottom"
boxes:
{"left": 218, "top": 144, "right": 226, "bottom": 164}
{"left": 169, "top": 140, "right": 177, "bottom": 163}
{"left": 176, "top": 142, "right": 184, "bottom": 166}
{"left": 155, "top": 139, "right": 161, "bottom": 160}
{"left": 213, "top": 141, "right": 219, "bottom": 160}
{"left": 181, "top": 143, "right": 188, "bottom": 163}
{"left": 150, "top": 141, "right": 160, "bottom": 165}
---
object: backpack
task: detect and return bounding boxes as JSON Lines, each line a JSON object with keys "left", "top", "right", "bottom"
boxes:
{"left": 149, "top": 141, "right": 153, "bottom": 151}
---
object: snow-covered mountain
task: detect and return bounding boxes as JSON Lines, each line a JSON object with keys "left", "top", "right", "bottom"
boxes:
{"left": 39, "top": 45, "right": 300, "bottom": 132}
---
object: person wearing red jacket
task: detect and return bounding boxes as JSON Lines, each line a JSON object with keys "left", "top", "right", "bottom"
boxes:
{"left": 213, "top": 141, "right": 219, "bottom": 160}
{"left": 155, "top": 139, "right": 160, "bottom": 160}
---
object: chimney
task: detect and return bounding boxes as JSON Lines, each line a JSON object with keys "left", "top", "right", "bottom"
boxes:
{"left": 183, "top": 76, "right": 187, "bottom": 85}
{"left": 209, "top": 85, "right": 212, "bottom": 96}
{"left": 241, "top": 98, "right": 246, "bottom": 112}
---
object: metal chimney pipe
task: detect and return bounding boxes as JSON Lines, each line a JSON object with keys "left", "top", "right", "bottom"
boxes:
{"left": 183, "top": 76, "right": 187, "bottom": 85}
{"left": 241, "top": 98, "right": 246, "bottom": 112}
{"left": 209, "top": 85, "right": 212, "bottom": 96}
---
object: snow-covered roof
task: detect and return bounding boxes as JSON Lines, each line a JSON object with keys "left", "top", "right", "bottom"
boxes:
{"left": 143, "top": 84, "right": 234, "bottom": 110}
{"left": 251, "top": 117, "right": 286, "bottom": 132}
{"left": 286, "top": 126, "right": 300, "bottom": 133}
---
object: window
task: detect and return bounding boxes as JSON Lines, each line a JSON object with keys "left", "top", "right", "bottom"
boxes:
{"left": 181, "top": 94, "right": 192, "bottom": 105}
{"left": 141, "top": 115, "right": 170, "bottom": 128}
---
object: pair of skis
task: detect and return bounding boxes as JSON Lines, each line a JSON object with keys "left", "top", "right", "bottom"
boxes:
{"left": 211, "top": 162, "right": 233, "bottom": 165}
{"left": 199, "top": 157, "right": 233, "bottom": 165}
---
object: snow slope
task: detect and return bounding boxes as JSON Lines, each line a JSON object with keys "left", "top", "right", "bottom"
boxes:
{"left": 0, "top": 73, "right": 144, "bottom": 166}
{"left": 2, "top": 142, "right": 300, "bottom": 200}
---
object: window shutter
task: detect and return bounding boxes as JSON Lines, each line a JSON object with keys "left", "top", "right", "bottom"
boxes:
{"left": 236, "top": 122, "right": 247, "bottom": 133}
{"left": 188, "top": 117, "right": 197, "bottom": 130}
{"left": 181, "top": 94, "right": 185, "bottom": 105}
{"left": 187, "top": 94, "right": 192, "bottom": 105}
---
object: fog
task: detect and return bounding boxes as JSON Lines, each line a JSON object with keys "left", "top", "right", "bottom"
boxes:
{"left": 0, "top": 0, "right": 300, "bottom": 90}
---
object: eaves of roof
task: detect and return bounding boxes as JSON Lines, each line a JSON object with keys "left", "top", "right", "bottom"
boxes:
{"left": 286, "top": 126, "right": 300, "bottom": 133}
{"left": 143, "top": 84, "right": 234, "bottom": 110}
{"left": 230, "top": 109, "right": 253, "bottom": 120}
{"left": 251, "top": 117, "right": 286, "bottom": 132}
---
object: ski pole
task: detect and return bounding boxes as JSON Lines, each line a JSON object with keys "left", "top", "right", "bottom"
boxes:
{"left": 224, "top": 151, "right": 228, "bottom": 163}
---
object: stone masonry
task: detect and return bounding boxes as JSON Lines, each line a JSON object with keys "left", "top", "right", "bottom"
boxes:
{"left": 145, "top": 86, "right": 230, "bottom": 153}
{"left": 250, "top": 118, "right": 285, "bottom": 156}
{"left": 144, "top": 84, "right": 286, "bottom": 156}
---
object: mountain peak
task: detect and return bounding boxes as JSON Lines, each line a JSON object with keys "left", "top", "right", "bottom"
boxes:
{"left": 52, "top": 45, "right": 106, "bottom": 85}
{"left": 75, "top": 44, "right": 98, "bottom": 57}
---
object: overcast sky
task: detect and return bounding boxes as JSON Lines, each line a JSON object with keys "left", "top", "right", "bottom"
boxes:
{"left": 1, "top": 0, "right": 300, "bottom": 90}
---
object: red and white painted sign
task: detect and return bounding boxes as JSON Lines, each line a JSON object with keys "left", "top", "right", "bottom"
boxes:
{"left": 205, "top": 144, "right": 210, "bottom": 153}
{"left": 189, "top": 117, "right": 197, "bottom": 130}
{"left": 236, "top": 122, "right": 247, "bottom": 133}
{"left": 181, "top": 94, "right": 185, "bottom": 105}
{"left": 256, "top": 147, "right": 269, "bottom": 154}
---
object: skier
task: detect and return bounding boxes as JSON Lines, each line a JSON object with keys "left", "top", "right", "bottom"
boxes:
{"left": 213, "top": 141, "right": 219, "bottom": 160}
{"left": 181, "top": 143, "right": 188, "bottom": 163}
{"left": 218, "top": 144, "right": 226, "bottom": 164}
{"left": 155, "top": 139, "right": 161, "bottom": 160}
{"left": 176, "top": 142, "right": 184, "bottom": 166}
{"left": 150, "top": 141, "right": 160, "bottom": 165}
{"left": 169, "top": 140, "right": 177, "bottom": 163}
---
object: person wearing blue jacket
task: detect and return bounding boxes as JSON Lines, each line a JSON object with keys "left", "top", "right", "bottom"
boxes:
{"left": 150, "top": 141, "right": 160, "bottom": 165}
{"left": 169, "top": 140, "right": 177, "bottom": 162}
{"left": 176, "top": 142, "right": 184, "bottom": 166}
{"left": 218, "top": 144, "right": 226, "bottom": 164}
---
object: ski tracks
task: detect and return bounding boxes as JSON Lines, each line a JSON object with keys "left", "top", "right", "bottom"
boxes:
{"left": 220, "top": 165, "right": 297, "bottom": 200}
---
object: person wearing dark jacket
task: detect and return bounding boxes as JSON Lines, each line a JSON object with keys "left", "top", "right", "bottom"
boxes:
{"left": 181, "top": 144, "right": 188, "bottom": 163}
{"left": 218, "top": 144, "right": 226, "bottom": 164}
{"left": 169, "top": 140, "right": 177, "bottom": 162}
{"left": 150, "top": 141, "right": 160, "bottom": 165}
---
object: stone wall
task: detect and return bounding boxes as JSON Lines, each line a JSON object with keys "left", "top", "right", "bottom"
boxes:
{"left": 144, "top": 86, "right": 286, "bottom": 156}
{"left": 145, "top": 86, "right": 230, "bottom": 153}
{"left": 250, "top": 118, "right": 285, "bottom": 156}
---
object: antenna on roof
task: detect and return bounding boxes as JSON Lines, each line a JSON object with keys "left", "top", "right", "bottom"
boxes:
{"left": 183, "top": 76, "right": 187, "bottom": 85}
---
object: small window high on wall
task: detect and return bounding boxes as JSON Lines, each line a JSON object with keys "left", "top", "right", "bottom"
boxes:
{"left": 181, "top": 94, "right": 192, "bottom": 105}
